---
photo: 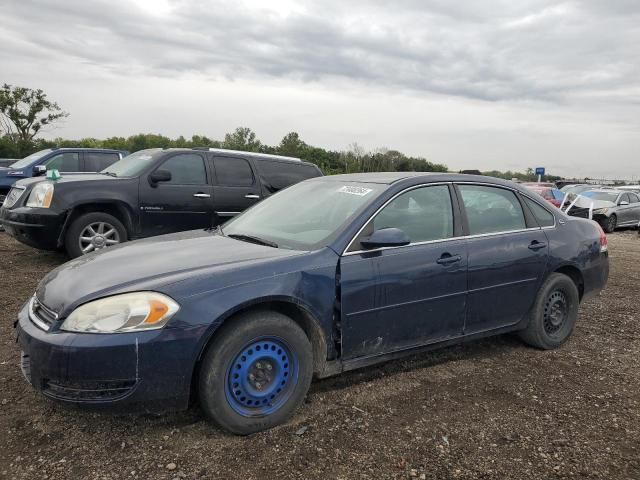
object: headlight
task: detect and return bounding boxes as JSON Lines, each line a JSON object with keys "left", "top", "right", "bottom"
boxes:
{"left": 60, "top": 292, "right": 180, "bottom": 333}
{"left": 26, "top": 183, "right": 54, "bottom": 208}
{"left": 593, "top": 207, "right": 608, "bottom": 214}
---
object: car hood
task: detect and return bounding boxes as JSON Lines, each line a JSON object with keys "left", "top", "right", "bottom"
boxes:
{"left": 36, "top": 230, "right": 306, "bottom": 315}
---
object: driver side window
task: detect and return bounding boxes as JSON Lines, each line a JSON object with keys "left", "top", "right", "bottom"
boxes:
{"left": 351, "top": 185, "right": 454, "bottom": 251}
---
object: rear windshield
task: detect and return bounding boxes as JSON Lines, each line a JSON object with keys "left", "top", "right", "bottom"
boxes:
{"left": 10, "top": 149, "right": 52, "bottom": 169}
{"left": 101, "top": 149, "right": 161, "bottom": 177}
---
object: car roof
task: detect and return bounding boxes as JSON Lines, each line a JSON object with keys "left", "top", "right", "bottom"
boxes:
{"left": 317, "top": 172, "right": 521, "bottom": 188}
{"left": 49, "top": 147, "right": 125, "bottom": 153}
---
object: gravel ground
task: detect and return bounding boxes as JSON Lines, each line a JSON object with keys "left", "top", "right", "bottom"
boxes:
{"left": 0, "top": 231, "right": 638, "bottom": 480}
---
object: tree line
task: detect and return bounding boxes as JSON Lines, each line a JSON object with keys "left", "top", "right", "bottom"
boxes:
{"left": 0, "top": 83, "right": 558, "bottom": 180}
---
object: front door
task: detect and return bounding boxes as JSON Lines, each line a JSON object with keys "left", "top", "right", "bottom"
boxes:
{"left": 210, "top": 156, "right": 262, "bottom": 224}
{"left": 456, "top": 184, "right": 549, "bottom": 333}
{"left": 139, "top": 152, "right": 214, "bottom": 236}
{"left": 340, "top": 184, "right": 467, "bottom": 359}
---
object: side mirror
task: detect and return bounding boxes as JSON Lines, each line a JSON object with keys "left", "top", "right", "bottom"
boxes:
{"left": 361, "top": 228, "right": 410, "bottom": 250}
{"left": 149, "top": 169, "right": 172, "bottom": 186}
{"left": 33, "top": 165, "right": 47, "bottom": 176}
{"left": 619, "top": 200, "right": 629, "bottom": 206}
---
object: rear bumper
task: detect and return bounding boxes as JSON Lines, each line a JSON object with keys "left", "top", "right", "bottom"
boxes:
{"left": 0, "top": 206, "right": 65, "bottom": 250}
{"left": 15, "top": 301, "right": 207, "bottom": 413}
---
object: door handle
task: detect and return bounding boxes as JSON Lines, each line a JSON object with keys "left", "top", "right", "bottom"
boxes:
{"left": 436, "top": 253, "right": 461, "bottom": 265}
{"left": 245, "top": 194, "right": 260, "bottom": 199}
{"left": 528, "top": 241, "right": 547, "bottom": 251}
{"left": 193, "top": 193, "right": 211, "bottom": 198}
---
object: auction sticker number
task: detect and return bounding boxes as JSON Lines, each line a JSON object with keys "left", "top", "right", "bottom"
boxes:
{"left": 338, "top": 186, "right": 373, "bottom": 196}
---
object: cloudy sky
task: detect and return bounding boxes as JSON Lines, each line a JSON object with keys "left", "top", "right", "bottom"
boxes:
{"left": 2, "top": 0, "right": 639, "bottom": 178}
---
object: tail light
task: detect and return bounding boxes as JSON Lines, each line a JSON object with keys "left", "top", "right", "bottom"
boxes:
{"left": 594, "top": 222, "right": 608, "bottom": 253}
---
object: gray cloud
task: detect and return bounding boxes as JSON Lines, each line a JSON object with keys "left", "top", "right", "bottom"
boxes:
{"left": 2, "top": 0, "right": 639, "bottom": 103}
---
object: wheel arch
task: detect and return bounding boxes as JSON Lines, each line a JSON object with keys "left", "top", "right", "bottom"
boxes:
{"left": 59, "top": 201, "right": 135, "bottom": 244}
{"left": 552, "top": 264, "right": 585, "bottom": 300}
{"left": 191, "top": 297, "right": 330, "bottom": 398}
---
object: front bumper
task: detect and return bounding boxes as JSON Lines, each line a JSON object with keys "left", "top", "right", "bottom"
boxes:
{"left": 0, "top": 206, "right": 65, "bottom": 250}
{"left": 15, "top": 301, "right": 207, "bottom": 413}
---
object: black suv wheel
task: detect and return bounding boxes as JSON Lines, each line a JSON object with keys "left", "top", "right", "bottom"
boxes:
{"left": 65, "top": 212, "right": 127, "bottom": 258}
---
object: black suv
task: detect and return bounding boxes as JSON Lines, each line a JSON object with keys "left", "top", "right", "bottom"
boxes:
{"left": 0, "top": 148, "right": 322, "bottom": 257}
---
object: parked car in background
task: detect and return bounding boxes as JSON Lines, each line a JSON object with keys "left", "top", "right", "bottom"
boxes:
{"left": 14, "top": 173, "right": 609, "bottom": 434}
{"left": 562, "top": 189, "right": 640, "bottom": 232}
{"left": 0, "top": 158, "right": 15, "bottom": 168}
{"left": 523, "top": 184, "right": 565, "bottom": 208}
{"left": 521, "top": 182, "right": 557, "bottom": 188}
{"left": 561, "top": 184, "right": 612, "bottom": 195}
{"left": 618, "top": 185, "right": 640, "bottom": 194}
{"left": 0, "top": 148, "right": 322, "bottom": 257}
{"left": 0, "top": 148, "right": 127, "bottom": 199}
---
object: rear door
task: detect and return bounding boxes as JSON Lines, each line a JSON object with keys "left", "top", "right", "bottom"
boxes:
{"left": 210, "top": 155, "right": 262, "bottom": 223}
{"left": 456, "top": 183, "right": 549, "bottom": 334}
{"left": 139, "top": 152, "right": 214, "bottom": 236}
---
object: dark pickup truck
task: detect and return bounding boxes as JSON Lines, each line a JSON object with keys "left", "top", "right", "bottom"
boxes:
{"left": 0, "top": 148, "right": 322, "bottom": 257}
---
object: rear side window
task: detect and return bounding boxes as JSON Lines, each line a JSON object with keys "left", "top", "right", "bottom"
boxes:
{"left": 158, "top": 154, "right": 206, "bottom": 184}
{"left": 85, "top": 152, "right": 120, "bottom": 171}
{"left": 458, "top": 185, "right": 526, "bottom": 235}
{"left": 255, "top": 160, "right": 320, "bottom": 192}
{"left": 45, "top": 152, "right": 80, "bottom": 171}
{"left": 523, "top": 196, "right": 555, "bottom": 227}
{"left": 213, "top": 157, "right": 254, "bottom": 186}
{"left": 372, "top": 185, "right": 454, "bottom": 243}
{"left": 629, "top": 193, "right": 640, "bottom": 203}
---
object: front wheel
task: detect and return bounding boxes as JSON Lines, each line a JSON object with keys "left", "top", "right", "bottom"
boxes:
{"left": 64, "top": 212, "right": 127, "bottom": 258}
{"left": 600, "top": 214, "right": 617, "bottom": 233}
{"left": 519, "top": 273, "right": 580, "bottom": 350}
{"left": 198, "top": 310, "right": 313, "bottom": 435}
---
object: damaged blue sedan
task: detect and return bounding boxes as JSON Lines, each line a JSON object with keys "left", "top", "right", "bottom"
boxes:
{"left": 16, "top": 173, "right": 609, "bottom": 434}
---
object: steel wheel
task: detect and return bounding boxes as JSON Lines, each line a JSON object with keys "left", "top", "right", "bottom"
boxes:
{"left": 543, "top": 290, "right": 568, "bottom": 335}
{"left": 224, "top": 337, "right": 299, "bottom": 417}
{"left": 78, "top": 221, "right": 121, "bottom": 253}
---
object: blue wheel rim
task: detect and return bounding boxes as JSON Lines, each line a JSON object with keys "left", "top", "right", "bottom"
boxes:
{"left": 224, "top": 337, "right": 299, "bottom": 417}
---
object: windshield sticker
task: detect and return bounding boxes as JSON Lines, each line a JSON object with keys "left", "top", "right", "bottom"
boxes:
{"left": 338, "top": 186, "right": 373, "bottom": 196}
{"left": 137, "top": 155, "right": 152, "bottom": 160}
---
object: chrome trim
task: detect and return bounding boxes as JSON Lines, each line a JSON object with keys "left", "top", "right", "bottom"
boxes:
{"left": 28, "top": 295, "right": 58, "bottom": 332}
{"left": 244, "top": 194, "right": 260, "bottom": 199}
{"left": 193, "top": 193, "right": 211, "bottom": 198}
{"left": 216, "top": 211, "right": 241, "bottom": 216}
{"left": 2, "top": 185, "right": 26, "bottom": 208}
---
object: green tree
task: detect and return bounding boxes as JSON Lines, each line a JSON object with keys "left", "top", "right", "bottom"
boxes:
{"left": 277, "top": 132, "right": 307, "bottom": 157}
{"left": 223, "top": 127, "right": 261, "bottom": 152}
{"left": 0, "top": 84, "right": 69, "bottom": 145}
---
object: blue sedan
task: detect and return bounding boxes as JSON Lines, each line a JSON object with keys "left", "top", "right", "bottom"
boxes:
{"left": 16, "top": 173, "right": 609, "bottom": 434}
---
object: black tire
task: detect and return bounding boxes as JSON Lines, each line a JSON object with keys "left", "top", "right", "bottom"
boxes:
{"left": 519, "top": 273, "right": 580, "bottom": 350}
{"left": 198, "top": 310, "right": 313, "bottom": 435}
{"left": 64, "top": 212, "right": 127, "bottom": 258}
{"left": 600, "top": 214, "right": 617, "bottom": 233}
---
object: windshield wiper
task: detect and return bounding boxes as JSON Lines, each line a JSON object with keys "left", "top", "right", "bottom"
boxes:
{"left": 227, "top": 233, "right": 278, "bottom": 248}
{"left": 102, "top": 171, "right": 117, "bottom": 177}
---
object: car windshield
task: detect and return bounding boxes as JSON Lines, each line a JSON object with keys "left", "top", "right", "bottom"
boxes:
{"left": 222, "top": 180, "right": 386, "bottom": 250}
{"left": 101, "top": 149, "right": 161, "bottom": 177}
{"left": 581, "top": 191, "right": 619, "bottom": 202}
{"left": 9, "top": 149, "right": 52, "bottom": 169}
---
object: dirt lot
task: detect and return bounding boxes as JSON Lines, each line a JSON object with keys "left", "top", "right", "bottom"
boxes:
{"left": 0, "top": 231, "right": 638, "bottom": 480}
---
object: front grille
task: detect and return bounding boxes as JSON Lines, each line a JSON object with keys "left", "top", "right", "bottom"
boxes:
{"left": 29, "top": 296, "right": 58, "bottom": 331}
{"left": 43, "top": 379, "right": 137, "bottom": 402}
{"left": 2, "top": 186, "right": 26, "bottom": 208}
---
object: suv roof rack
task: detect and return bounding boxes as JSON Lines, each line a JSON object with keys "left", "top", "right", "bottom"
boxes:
{"left": 192, "top": 147, "right": 300, "bottom": 162}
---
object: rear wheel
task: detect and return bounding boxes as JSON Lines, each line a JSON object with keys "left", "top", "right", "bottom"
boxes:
{"left": 198, "top": 310, "right": 313, "bottom": 435}
{"left": 64, "top": 212, "right": 127, "bottom": 258}
{"left": 519, "top": 273, "right": 580, "bottom": 350}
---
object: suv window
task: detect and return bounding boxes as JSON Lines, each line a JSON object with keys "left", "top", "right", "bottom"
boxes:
{"left": 370, "top": 185, "right": 454, "bottom": 243}
{"left": 158, "top": 154, "right": 206, "bottom": 184}
{"left": 85, "top": 152, "right": 120, "bottom": 171}
{"left": 458, "top": 184, "right": 526, "bottom": 234}
{"left": 213, "top": 157, "right": 254, "bottom": 186}
{"left": 45, "top": 152, "right": 80, "bottom": 171}
{"left": 255, "top": 160, "right": 319, "bottom": 192}
{"left": 523, "top": 196, "right": 555, "bottom": 227}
